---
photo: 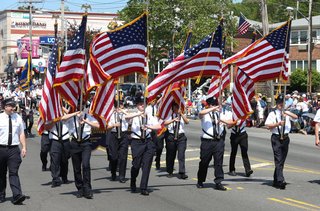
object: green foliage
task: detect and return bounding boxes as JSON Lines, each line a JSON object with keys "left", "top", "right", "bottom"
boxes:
{"left": 289, "top": 69, "right": 320, "bottom": 92}
{"left": 233, "top": 0, "right": 320, "bottom": 23}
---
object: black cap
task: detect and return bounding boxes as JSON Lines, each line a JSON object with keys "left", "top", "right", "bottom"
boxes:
{"left": 2, "top": 98, "right": 16, "bottom": 108}
{"left": 276, "top": 95, "right": 284, "bottom": 104}
{"left": 206, "top": 96, "right": 218, "bottom": 106}
{"left": 135, "top": 96, "right": 144, "bottom": 105}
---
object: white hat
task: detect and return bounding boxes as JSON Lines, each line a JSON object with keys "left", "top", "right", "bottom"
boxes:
{"left": 286, "top": 94, "right": 291, "bottom": 97}
{"left": 302, "top": 94, "right": 306, "bottom": 97}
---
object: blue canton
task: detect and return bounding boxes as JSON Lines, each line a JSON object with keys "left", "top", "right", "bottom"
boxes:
{"left": 49, "top": 39, "right": 59, "bottom": 78}
{"left": 265, "top": 23, "right": 288, "bottom": 50}
{"left": 184, "top": 25, "right": 222, "bottom": 59}
{"left": 68, "top": 15, "right": 87, "bottom": 50}
{"left": 108, "top": 14, "right": 147, "bottom": 49}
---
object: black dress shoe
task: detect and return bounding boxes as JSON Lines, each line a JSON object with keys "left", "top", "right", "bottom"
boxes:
{"left": 155, "top": 163, "right": 160, "bottom": 170}
{"left": 51, "top": 181, "right": 61, "bottom": 188}
{"left": 228, "top": 171, "right": 236, "bottom": 176}
{"left": 179, "top": 173, "right": 188, "bottom": 180}
{"left": 84, "top": 192, "right": 93, "bottom": 199}
{"left": 12, "top": 195, "right": 26, "bottom": 205}
{"left": 140, "top": 189, "right": 149, "bottom": 196}
{"left": 245, "top": 170, "right": 253, "bottom": 177}
{"left": 76, "top": 190, "right": 83, "bottom": 198}
{"left": 130, "top": 180, "right": 136, "bottom": 193}
{"left": 0, "top": 198, "right": 5, "bottom": 203}
{"left": 278, "top": 182, "right": 286, "bottom": 190}
{"left": 167, "top": 173, "right": 173, "bottom": 178}
{"left": 119, "top": 178, "right": 126, "bottom": 183}
{"left": 196, "top": 182, "right": 204, "bottom": 189}
{"left": 215, "top": 183, "right": 227, "bottom": 191}
{"left": 111, "top": 173, "right": 116, "bottom": 181}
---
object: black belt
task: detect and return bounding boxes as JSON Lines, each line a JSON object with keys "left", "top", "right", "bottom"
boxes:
{"left": 231, "top": 131, "right": 247, "bottom": 136}
{"left": 51, "top": 139, "right": 69, "bottom": 143}
{"left": 272, "top": 133, "right": 289, "bottom": 138}
{"left": 0, "top": 145, "right": 19, "bottom": 148}
{"left": 132, "top": 137, "right": 151, "bottom": 142}
{"left": 201, "top": 137, "right": 221, "bottom": 142}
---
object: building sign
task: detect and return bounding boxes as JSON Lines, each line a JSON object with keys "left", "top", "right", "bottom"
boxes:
{"left": 17, "top": 38, "right": 40, "bottom": 59}
{"left": 11, "top": 12, "right": 30, "bottom": 19}
{"left": 40, "top": 36, "right": 55, "bottom": 45}
{"left": 11, "top": 21, "right": 47, "bottom": 29}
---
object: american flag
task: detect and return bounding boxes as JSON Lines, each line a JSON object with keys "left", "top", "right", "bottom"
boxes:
{"left": 207, "top": 64, "right": 230, "bottom": 99}
{"left": 157, "top": 80, "right": 186, "bottom": 121}
{"left": 147, "top": 24, "right": 223, "bottom": 103}
{"left": 38, "top": 39, "right": 63, "bottom": 134}
{"left": 238, "top": 14, "right": 251, "bottom": 35}
{"left": 89, "top": 79, "right": 115, "bottom": 129}
{"left": 91, "top": 13, "right": 147, "bottom": 79}
{"left": 224, "top": 21, "right": 291, "bottom": 82}
{"left": 54, "top": 15, "right": 87, "bottom": 109}
{"left": 85, "top": 57, "right": 111, "bottom": 92}
{"left": 232, "top": 68, "right": 255, "bottom": 120}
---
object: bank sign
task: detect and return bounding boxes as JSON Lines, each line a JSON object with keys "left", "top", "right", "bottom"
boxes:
{"left": 40, "top": 36, "right": 55, "bottom": 45}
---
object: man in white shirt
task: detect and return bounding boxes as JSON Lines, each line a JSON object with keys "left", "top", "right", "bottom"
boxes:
{"left": 125, "top": 96, "right": 161, "bottom": 196}
{"left": 107, "top": 101, "right": 129, "bottom": 183}
{"left": 163, "top": 102, "right": 189, "bottom": 179}
{"left": 196, "top": 97, "right": 233, "bottom": 191}
{"left": 265, "top": 95, "right": 298, "bottom": 190}
{"left": 0, "top": 98, "right": 27, "bottom": 204}
{"left": 69, "top": 107, "right": 99, "bottom": 199}
{"left": 45, "top": 111, "right": 78, "bottom": 188}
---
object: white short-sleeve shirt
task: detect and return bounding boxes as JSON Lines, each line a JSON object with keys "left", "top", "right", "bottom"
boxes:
{"left": 131, "top": 114, "right": 158, "bottom": 139}
{"left": 265, "top": 109, "right": 294, "bottom": 134}
{"left": 0, "top": 112, "right": 24, "bottom": 146}
{"left": 201, "top": 110, "right": 232, "bottom": 138}
{"left": 166, "top": 113, "right": 186, "bottom": 134}
{"left": 108, "top": 111, "right": 129, "bottom": 132}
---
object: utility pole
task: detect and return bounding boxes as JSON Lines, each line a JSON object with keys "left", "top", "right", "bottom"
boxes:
{"left": 261, "top": 0, "right": 274, "bottom": 106}
{"left": 307, "top": 0, "right": 313, "bottom": 94}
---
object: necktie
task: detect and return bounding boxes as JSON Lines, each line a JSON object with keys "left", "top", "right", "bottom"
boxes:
{"left": 8, "top": 115, "right": 12, "bottom": 146}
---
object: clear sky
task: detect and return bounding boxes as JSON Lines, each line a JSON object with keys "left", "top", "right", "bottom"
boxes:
{"left": 0, "top": 0, "right": 127, "bottom": 13}
{"left": 0, "top": 0, "right": 243, "bottom": 13}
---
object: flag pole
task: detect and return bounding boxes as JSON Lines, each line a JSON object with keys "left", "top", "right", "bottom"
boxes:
{"left": 141, "top": 1, "right": 149, "bottom": 140}
{"left": 116, "top": 81, "right": 121, "bottom": 139}
{"left": 78, "top": 7, "right": 89, "bottom": 142}
{"left": 280, "top": 18, "right": 292, "bottom": 140}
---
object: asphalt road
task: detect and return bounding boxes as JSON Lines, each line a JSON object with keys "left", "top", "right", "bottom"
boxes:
{"left": 2, "top": 119, "right": 320, "bottom": 211}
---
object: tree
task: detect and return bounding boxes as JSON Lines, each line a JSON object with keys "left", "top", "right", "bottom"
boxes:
{"left": 289, "top": 69, "right": 320, "bottom": 92}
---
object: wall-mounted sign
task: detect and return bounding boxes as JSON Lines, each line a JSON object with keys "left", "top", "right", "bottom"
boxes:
{"left": 11, "top": 21, "right": 47, "bottom": 29}
{"left": 11, "top": 12, "right": 30, "bottom": 19}
{"left": 17, "top": 38, "right": 40, "bottom": 59}
{"left": 40, "top": 36, "right": 55, "bottom": 45}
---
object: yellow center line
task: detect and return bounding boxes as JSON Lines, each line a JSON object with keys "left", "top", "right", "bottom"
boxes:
{"left": 268, "top": 198, "right": 317, "bottom": 210}
{"left": 236, "top": 187, "right": 244, "bottom": 190}
{"left": 283, "top": 198, "right": 320, "bottom": 209}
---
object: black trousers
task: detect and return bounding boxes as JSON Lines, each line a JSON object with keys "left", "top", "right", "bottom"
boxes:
{"left": 0, "top": 146, "right": 23, "bottom": 199}
{"left": 50, "top": 139, "right": 70, "bottom": 183}
{"left": 130, "top": 138, "right": 155, "bottom": 190}
{"left": 22, "top": 111, "right": 33, "bottom": 134}
{"left": 40, "top": 134, "right": 51, "bottom": 167}
{"left": 229, "top": 132, "right": 252, "bottom": 173}
{"left": 70, "top": 140, "right": 92, "bottom": 193}
{"left": 165, "top": 133, "right": 187, "bottom": 174}
{"left": 109, "top": 132, "right": 129, "bottom": 180}
{"left": 271, "top": 134, "right": 290, "bottom": 184}
{"left": 197, "top": 137, "right": 225, "bottom": 184}
{"left": 154, "top": 133, "right": 165, "bottom": 166}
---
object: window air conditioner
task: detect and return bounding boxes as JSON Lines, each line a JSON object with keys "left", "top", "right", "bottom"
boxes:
{"left": 298, "top": 44, "right": 307, "bottom": 51}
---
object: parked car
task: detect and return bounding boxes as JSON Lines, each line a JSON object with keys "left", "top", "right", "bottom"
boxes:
{"left": 119, "top": 83, "right": 145, "bottom": 97}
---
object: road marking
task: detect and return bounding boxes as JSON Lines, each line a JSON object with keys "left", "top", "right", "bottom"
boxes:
{"left": 268, "top": 198, "right": 318, "bottom": 211}
{"left": 283, "top": 198, "right": 320, "bottom": 209}
{"left": 236, "top": 187, "right": 244, "bottom": 190}
{"left": 250, "top": 162, "right": 272, "bottom": 169}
